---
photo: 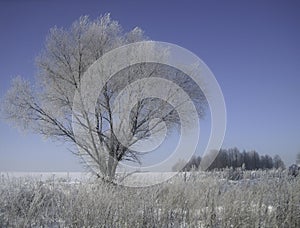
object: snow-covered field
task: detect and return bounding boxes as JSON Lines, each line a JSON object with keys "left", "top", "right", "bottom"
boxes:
{"left": 0, "top": 171, "right": 87, "bottom": 179}
{"left": 0, "top": 171, "right": 195, "bottom": 186}
{"left": 0, "top": 170, "right": 299, "bottom": 227}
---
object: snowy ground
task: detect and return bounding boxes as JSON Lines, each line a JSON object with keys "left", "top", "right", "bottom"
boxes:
{"left": 0, "top": 171, "right": 88, "bottom": 180}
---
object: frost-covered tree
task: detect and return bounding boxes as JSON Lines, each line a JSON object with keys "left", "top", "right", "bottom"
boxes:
{"left": 2, "top": 14, "right": 206, "bottom": 182}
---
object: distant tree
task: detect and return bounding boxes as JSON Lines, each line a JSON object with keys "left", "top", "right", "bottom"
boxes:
{"left": 260, "top": 155, "right": 267, "bottom": 169}
{"left": 242, "top": 150, "right": 247, "bottom": 168}
{"left": 264, "top": 155, "right": 273, "bottom": 169}
{"left": 185, "top": 155, "right": 201, "bottom": 171}
{"left": 297, "top": 152, "right": 300, "bottom": 165}
{"left": 246, "top": 151, "right": 257, "bottom": 170}
{"left": 172, "top": 156, "right": 202, "bottom": 172}
{"left": 172, "top": 159, "right": 187, "bottom": 172}
{"left": 234, "top": 148, "right": 243, "bottom": 168}
{"left": 273, "top": 155, "right": 285, "bottom": 169}
{"left": 254, "top": 151, "right": 262, "bottom": 169}
{"left": 211, "top": 149, "right": 229, "bottom": 169}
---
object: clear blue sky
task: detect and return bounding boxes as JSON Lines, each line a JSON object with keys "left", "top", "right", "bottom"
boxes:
{"left": 0, "top": 0, "right": 299, "bottom": 171}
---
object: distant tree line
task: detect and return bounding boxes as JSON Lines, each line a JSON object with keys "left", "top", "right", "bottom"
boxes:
{"left": 172, "top": 148, "right": 285, "bottom": 171}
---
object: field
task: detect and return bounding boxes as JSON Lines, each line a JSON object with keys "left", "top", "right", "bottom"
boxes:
{"left": 0, "top": 170, "right": 299, "bottom": 227}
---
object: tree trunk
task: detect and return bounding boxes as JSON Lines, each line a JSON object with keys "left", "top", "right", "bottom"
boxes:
{"left": 107, "top": 155, "right": 118, "bottom": 181}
